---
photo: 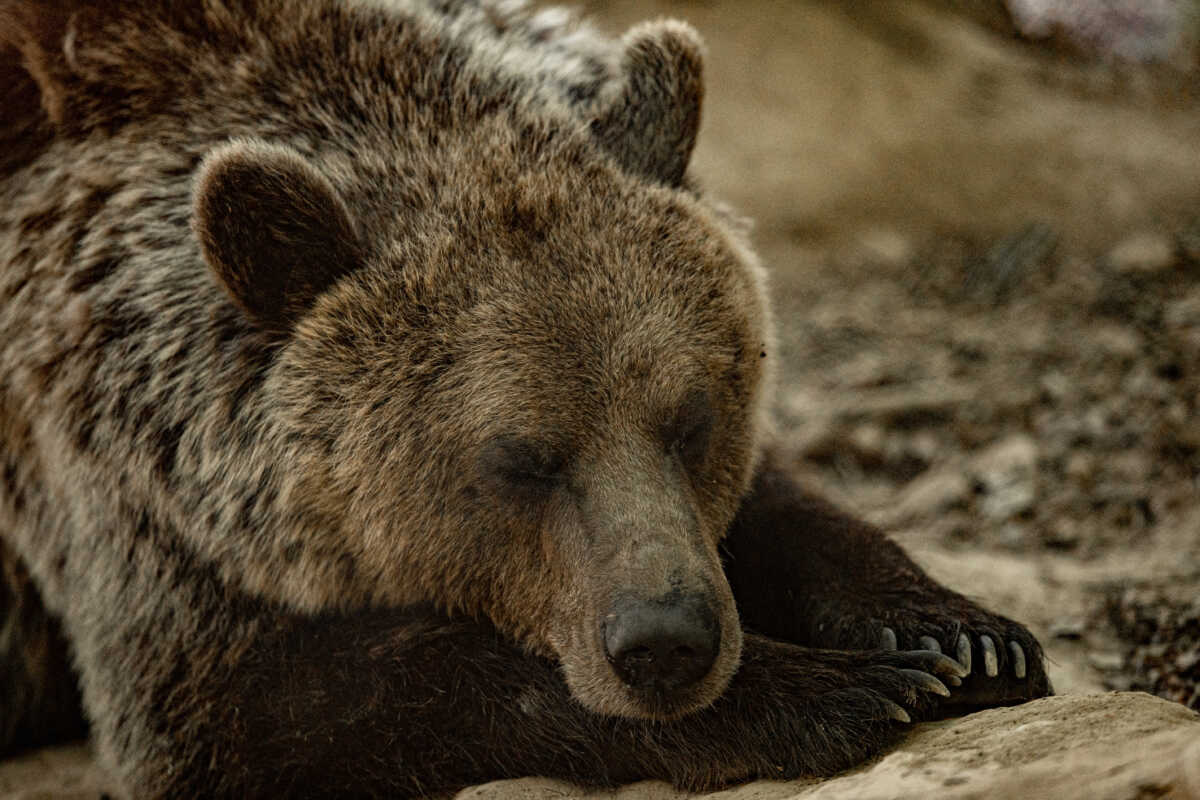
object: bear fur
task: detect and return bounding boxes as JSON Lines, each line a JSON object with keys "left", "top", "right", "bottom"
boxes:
{"left": 0, "top": 0, "right": 1050, "bottom": 796}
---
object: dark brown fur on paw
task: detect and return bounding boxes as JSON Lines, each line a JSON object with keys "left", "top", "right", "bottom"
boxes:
{"left": 871, "top": 616, "right": 1050, "bottom": 709}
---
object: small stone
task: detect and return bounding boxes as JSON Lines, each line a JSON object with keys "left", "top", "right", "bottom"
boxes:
{"left": 1089, "top": 651, "right": 1127, "bottom": 671}
{"left": 1039, "top": 370, "right": 1071, "bottom": 401}
{"left": 1091, "top": 324, "right": 1142, "bottom": 359}
{"left": 849, "top": 424, "right": 887, "bottom": 463}
{"left": 1050, "top": 619, "right": 1085, "bottom": 640}
{"left": 997, "top": 522, "right": 1028, "bottom": 548}
{"left": 1044, "top": 518, "right": 1081, "bottom": 550}
{"left": 965, "top": 222, "right": 1058, "bottom": 303}
{"left": 1178, "top": 224, "right": 1200, "bottom": 264}
{"left": 858, "top": 228, "right": 913, "bottom": 267}
{"left": 894, "top": 468, "right": 971, "bottom": 521}
{"left": 1164, "top": 290, "right": 1200, "bottom": 330}
{"left": 1084, "top": 407, "right": 1110, "bottom": 440}
{"left": 1065, "top": 452, "right": 1095, "bottom": 482}
{"left": 906, "top": 431, "right": 940, "bottom": 463}
{"left": 971, "top": 434, "right": 1039, "bottom": 520}
{"left": 1107, "top": 232, "right": 1177, "bottom": 274}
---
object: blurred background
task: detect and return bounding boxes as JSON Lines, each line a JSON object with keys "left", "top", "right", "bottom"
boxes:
{"left": 583, "top": 0, "right": 1200, "bottom": 706}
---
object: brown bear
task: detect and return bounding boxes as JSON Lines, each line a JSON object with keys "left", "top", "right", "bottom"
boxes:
{"left": 0, "top": 0, "right": 1050, "bottom": 796}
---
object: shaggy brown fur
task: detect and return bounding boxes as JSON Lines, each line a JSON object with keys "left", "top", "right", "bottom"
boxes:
{"left": 0, "top": 0, "right": 1049, "bottom": 796}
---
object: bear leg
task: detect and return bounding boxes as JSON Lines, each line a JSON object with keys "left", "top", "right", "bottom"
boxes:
{"left": 147, "top": 610, "right": 965, "bottom": 796}
{"left": 722, "top": 451, "right": 1051, "bottom": 711}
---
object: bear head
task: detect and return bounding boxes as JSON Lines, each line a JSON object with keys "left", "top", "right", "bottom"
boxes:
{"left": 6, "top": 0, "right": 776, "bottom": 719}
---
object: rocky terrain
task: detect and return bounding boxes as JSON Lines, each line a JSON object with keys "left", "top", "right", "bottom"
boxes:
{"left": 5, "top": 1, "right": 1199, "bottom": 797}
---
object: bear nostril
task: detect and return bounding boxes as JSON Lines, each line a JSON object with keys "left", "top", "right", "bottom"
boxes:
{"left": 603, "top": 595, "right": 718, "bottom": 692}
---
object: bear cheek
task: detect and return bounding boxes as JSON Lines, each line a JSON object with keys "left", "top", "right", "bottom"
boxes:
{"left": 536, "top": 504, "right": 596, "bottom": 656}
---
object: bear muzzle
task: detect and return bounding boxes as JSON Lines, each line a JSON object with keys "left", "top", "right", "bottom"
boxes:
{"left": 603, "top": 592, "right": 719, "bottom": 694}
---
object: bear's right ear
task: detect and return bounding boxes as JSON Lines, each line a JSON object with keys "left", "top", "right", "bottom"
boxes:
{"left": 193, "top": 140, "right": 364, "bottom": 333}
{"left": 0, "top": 0, "right": 90, "bottom": 125}
{"left": 590, "top": 20, "right": 705, "bottom": 188}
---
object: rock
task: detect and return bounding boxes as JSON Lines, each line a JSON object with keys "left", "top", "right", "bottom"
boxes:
{"left": 1038, "top": 370, "right": 1071, "bottom": 402}
{"left": 1049, "top": 619, "right": 1085, "bottom": 640}
{"left": 964, "top": 222, "right": 1057, "bottom": 303}
{"left": 1064, "top": 452, "right": 1095, "bottom": 483}
{"left": 1164, "top": 289, "right": 1200, "bottom": 330}
{"left": 1180, "top": 224, "right": 1200, "bottom": 265}
{"left": 459, "top": 693, "right": 1200, "bottom": 800}
{"left": 970, "top": 434, "right": 1039, "bottom": 520}
{"left": 1089, "top": 651, "right": 1127, "bottom": 671}
{"left": 1043, "top": 517, "right": 1082, "bottom": 550}
{"left": 1090, "top": 323, "right": 1142, "bottom": 359}
{"left": 1107, "top": 232, "right": 1177, "bottom": 274}
{"left": 888, "top": 467, "right": 972, "bottom": 524}
{"left": 848, "top": 423, "right": 887, "bottom": 463}
{"left": 857, "top": 228, "right": 913, "bottom": 268}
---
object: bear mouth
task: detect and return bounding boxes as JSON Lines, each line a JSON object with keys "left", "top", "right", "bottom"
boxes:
{"left": 587, "top": 625, "right": 742, "bottom": 720}
{"left": 553, "top": 600, "right": 743, "bottom": 721}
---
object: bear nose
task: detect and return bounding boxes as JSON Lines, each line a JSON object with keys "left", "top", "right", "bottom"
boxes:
{"left": 603, "top": 595, "right": 718, "bottom": 692}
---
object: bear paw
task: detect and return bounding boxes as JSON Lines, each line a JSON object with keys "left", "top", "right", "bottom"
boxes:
{"left": 839, "top": 647, "right": 970, "bottom": 723}
{"left": 866, "top": 613, "right": 1050, "bottom": 709}
{"left": 673, "top": 640, "right": 976, "bottom": 787}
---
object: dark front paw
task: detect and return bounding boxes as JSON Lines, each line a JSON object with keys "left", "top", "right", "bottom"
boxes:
{"left": 801, "top": 646, "right": 971, "bottom": 726}
{"left": 872, "top": 613, "right": 1049, "bottom": 710}
{"left": 811, "top": 601, "right": 1051, "bottom": 711}
{"left": 686, "top": 639, "right": 972, "bottom": 786}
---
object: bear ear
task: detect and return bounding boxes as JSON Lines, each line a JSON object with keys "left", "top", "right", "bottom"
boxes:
{"left": 193, "top": 140, "right": 364, "bottom": 333}
{"left": 590, "top": 20, "right": 705, "bottom": 187}
{"left": 0, "top": 0, "right": 93, "bottom": 125}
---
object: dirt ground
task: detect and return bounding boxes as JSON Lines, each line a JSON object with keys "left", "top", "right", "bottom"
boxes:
{"left": 5, "top": 1, "right": 1200, "bottom": 796}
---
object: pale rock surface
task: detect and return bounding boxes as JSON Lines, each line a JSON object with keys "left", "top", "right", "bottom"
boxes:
{"left": 1107, "top": 232, "right": 1179, "bottom": 274}
{"left": 458, "top": 693, "right": 1200, "bottom": 800}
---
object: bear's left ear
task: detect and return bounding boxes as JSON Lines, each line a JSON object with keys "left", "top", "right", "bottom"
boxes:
{"left": 193, "top": 140, "right": 363, "bottom": 333}
{"left": 590, "top": 20, "right": 705, "bottom": 188}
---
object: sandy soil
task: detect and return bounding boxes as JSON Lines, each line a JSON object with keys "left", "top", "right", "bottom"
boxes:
{"left": 5, "top": 1, "right": 1199, "bottom": 796}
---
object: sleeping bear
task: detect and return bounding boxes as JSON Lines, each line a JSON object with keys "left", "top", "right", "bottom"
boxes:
{"left": 0, "top": 0, "right": 1049, "bottom": 795}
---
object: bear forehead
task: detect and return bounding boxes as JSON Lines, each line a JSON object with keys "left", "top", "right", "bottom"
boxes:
{"left": 291, "top": 178, "right": 762, "bottom": 443}
{"left": 321, "top": 181, "right": 758, "bottom": 379}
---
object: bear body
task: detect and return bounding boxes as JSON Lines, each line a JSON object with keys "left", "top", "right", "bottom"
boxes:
{"left": 0, "top": 1, "right": 1049, "bottom": 796}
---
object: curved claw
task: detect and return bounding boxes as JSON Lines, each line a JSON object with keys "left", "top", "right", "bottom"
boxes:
{"left": 1009, "top": 640, "right": 1027, "bottom": 679}
{"left": 980, "top": 635, "right": 999, "bottom": 677}
{"left": 880, "top": 627, "right": 898, "bottom": 650}
{"left": 913, "top": 651, "right": 969, "bottom": 679}
{"left": 899, "top": 668, "right": 951, "bottom": 697}
{"left": 882, "top": 698, "right": 911, "bottom": 723}
{"left": 918, "top": 635, "right": 941, "bottom": 654}
{"left": 956, "top": 633, "right": 972, "bottom": 673}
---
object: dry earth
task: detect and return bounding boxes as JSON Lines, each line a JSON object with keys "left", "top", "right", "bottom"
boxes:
{"left": 5, "top": 1, "right": 1200, "bottom": 797}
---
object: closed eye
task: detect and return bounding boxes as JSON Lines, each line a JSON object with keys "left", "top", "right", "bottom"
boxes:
{"left": 665, "top": 389, "right": 714, "bottom": 464}
{"left": 478, "top": 435, "right": 567, "bottom": 493}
